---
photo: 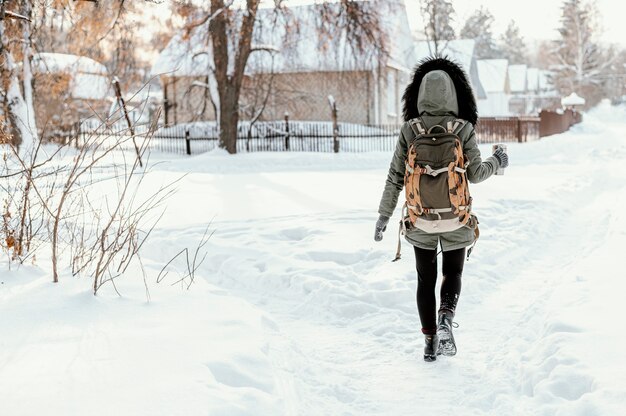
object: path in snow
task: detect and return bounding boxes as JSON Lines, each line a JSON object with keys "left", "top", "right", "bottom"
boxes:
{"left": 142, "top": 105, "right": 626, "bottom": 415}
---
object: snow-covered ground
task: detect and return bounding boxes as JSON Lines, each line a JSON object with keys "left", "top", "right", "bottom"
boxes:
{"left": 1, "top": 102, "right": 625, "bottom": 415}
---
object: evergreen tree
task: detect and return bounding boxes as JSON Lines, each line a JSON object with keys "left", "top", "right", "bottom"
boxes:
{"left": 420, "top": 0, "right": 456, "bottom": 55}
{"left": 460, "top": 6, "right": 499, "bottom": 59}
{"left": 552, "top": 0, "right": 610, "bottom": 105}
{"left": 499, "top": 20, "right": 528, "bottom": 65}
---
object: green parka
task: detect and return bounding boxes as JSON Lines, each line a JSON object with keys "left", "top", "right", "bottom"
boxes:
{"left": 378, "top": 66, "right": 500, "bottom": 251}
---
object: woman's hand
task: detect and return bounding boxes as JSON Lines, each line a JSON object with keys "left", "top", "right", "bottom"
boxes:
{"left": 493, "top": 147, "right": 509, "bottom": 168}
{"left": 374, "top": 215, "right": 390, "bottom": 241}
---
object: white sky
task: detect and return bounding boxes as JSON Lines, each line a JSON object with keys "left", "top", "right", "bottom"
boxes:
{"left": 408, "top": 0, "right": 626, "bottom": 46}
{"left": 267, "top": 0, "right": 626, "bottom": 46}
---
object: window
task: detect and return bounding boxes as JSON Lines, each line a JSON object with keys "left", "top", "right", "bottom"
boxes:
{"left": 387, "top": 70, "right": 397, "bottom": 116}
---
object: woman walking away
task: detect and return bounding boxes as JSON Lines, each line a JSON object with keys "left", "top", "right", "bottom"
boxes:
{"left": 374, "top": 57, "right": 509, "bottom": 362}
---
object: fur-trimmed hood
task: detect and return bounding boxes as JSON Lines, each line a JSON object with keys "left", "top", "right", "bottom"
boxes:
{"left": 402, "top": 56, "right": 478, "bottom": 125}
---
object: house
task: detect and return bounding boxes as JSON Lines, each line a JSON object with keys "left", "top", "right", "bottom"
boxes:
{"left": 476, "top": 59, "right": 510, "bottom": 116}
{"left": 151, "top": 1, "right": 416, "bottom": 125}
{"left": 30, "top": 53, "right": 112, "bottom": 137}
{"left": 507, "top": 64, "right": 528, "bottom": 115}
{"left": 518, "top": 67, "right": 560, "bottom": 114}
{"left": 413, "top": 39, "right": 487, "bottom": 101}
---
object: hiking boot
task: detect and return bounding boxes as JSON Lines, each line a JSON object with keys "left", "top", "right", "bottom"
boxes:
{"left": 436, "top": 311, "right": 457, "bottom": 356}
{"left": 424, "top": 334, "right": 438, "bottom": 362}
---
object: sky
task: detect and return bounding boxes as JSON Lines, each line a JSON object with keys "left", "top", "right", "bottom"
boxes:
{"left": 261, "top": 0, "right": 626, "bottom": 47}
{"left": 406, "top": 0, "right": 625, "bottom": 46}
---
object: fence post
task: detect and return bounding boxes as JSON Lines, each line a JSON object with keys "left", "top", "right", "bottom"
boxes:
{"left": 185, "top": 129, "right": 191, "bottom": 155}
{"left": 284, "top": 112, "right": 290, "bottom": 151}
{"left": 74, "top": 121, "right": 80, "bottom": 149}
{"left": 517, "top": 117, "right": 523, "bottom": 143}
{"left": 328, "top": 95, "right": 339, "bottom": 153}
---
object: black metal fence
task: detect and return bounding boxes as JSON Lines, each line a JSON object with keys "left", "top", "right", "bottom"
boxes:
{"left": 68, "top": 116, "right": 543, "bottom": 155}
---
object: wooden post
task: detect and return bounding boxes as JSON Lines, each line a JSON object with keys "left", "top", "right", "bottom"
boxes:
{"left": 185, "top": 129, "right": 191, "bottom": 155}
{"left": 328, "top": 95, "right": 339, "bottom": 153}
{"left": 284, "top": 112, "right": 290, "bottom": 151}
{"left": 517, "top": 117, "right": 523, "bottom": 143}
{"left": 112, "top": 78, "right": 143, "bottom": 167}
{"left": 76, "top": 121, "right": 81, "bottom": 149}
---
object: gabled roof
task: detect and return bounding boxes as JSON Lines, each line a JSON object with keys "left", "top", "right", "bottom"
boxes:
{"left": 508, "top": 64, "right": 527, "bottom": 93}
{"left": 526, "top": 67, "right": 540, "bottom": 92}
{"left": 31, "top": 53, "right": 111, "bottom": 101}
{"left": 152, "top": 1, "right": 415, "bottom": 77}
{"left": 477, "top": 59, "right": 509, "bottom": 93}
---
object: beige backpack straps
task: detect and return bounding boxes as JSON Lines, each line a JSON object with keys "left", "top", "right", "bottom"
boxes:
{"left": 392, "top": 203, "right": 409, "bottom": 262}
{"left": 466, "top": 216, "right": 480, "bottom": 260}
{"left": 451, "top": 119, "right": 467, "bottom": 135}
{"left": 408, "top": 118, "right": 426, "bottom": 138}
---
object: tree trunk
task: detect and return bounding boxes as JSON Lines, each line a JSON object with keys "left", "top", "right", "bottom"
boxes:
{"left": 209, "top": 0, "right": 260, "bottom": 155}
{"left": 0, "top": 3, "right": 35, "bottom": 153}
{"left": 21, "top": 0, "right": 37, "bottom": 146}
{"left": 219, "top": 87, "right": 239, "bottom": 154}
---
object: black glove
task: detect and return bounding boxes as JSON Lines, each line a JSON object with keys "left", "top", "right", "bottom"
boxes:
{"left": 493, "top": 147, "right": 509, "bottom": 169}
{"left": 374, "top": 215, "right": 390, "bottom": 242}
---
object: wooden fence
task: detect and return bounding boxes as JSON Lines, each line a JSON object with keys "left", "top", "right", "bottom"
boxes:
{"left": 539, "top": 109, "right": 582, "bottom": 137}
{"left": 475, "top": 117, "right": 541, "bottom": 143}
{"left": 68, "top": 112, "right": 573, "bottom": 155}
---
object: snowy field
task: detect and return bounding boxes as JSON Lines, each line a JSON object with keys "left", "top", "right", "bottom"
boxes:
{"left": 1, "top": 102, "right": 626, "bottom": 415}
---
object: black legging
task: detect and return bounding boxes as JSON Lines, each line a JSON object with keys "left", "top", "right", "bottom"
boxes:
{"left": 414, "top": 246, "right": 465, "bottom": 335}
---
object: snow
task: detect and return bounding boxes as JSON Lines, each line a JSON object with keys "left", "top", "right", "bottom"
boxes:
{"left": 32, "top": 53, "right": 108, "bottom": 75}
{"left": 2, "top": 103, "right": 626, "bottom": 414}
{"left": 562, "top": 92, "right": 586, "bottom": 106}
{"left": 31, "top": 52, "right": 112, "bottom": 101}
{"left": 527, "top": 67, "right": 540, "bottom": 92}
{"left": 477, "top": 59, "right": 509, "bottom": 93}
{"left": 508, "top": 64, "right": 527, "bottom": 93}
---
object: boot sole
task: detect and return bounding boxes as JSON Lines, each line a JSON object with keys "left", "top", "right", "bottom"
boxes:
{"left": 436, "top": 328, "right": 457, "bottom": 356}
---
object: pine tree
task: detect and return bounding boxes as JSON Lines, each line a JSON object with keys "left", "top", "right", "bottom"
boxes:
{"left": 552, "top": 0, "right": 610, "bottom": 105}
{"left": 420, "top": 0, "right": 456, "bottom": 55}
{"left": 499, "top": 20, "right": 527, "bottom": 65}
{"left": 460, "top": 6, "right": 499, "bottom": 59}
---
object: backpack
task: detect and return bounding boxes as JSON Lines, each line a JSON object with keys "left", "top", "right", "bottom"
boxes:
{"left": 393, "top": 117, "right": 479, "bottom": 261}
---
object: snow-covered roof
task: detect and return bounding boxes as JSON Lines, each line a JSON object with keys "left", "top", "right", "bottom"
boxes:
{"left": 538, "top": 70, "right": 554, "bottom": 92}
{"left": 526, "top": 67, "right": 540, "bottom": 92}
{"left": 152, "top": 1, "right": 415, "bottom": 77}
{"left": 508, "top": 64, "right": 527, "bottom": 93}
{"left": 561, "top": 92, "right": 586, "bottom": 106}
{"left": 32, "top": 53, "right": 108, "bottom": 75}
{"left": 32, "top": 53, "right": 111, "bottom": 101}
{"left": 477, "top": 59, "right": 509, "bottom": 93}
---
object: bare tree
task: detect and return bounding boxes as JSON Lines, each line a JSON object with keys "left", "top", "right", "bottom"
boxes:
{"left": 420, "top": 0, "right": 456, "bottom": 55}
{"left": 178, "top": 0, "right": 388, "bottom": 154}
